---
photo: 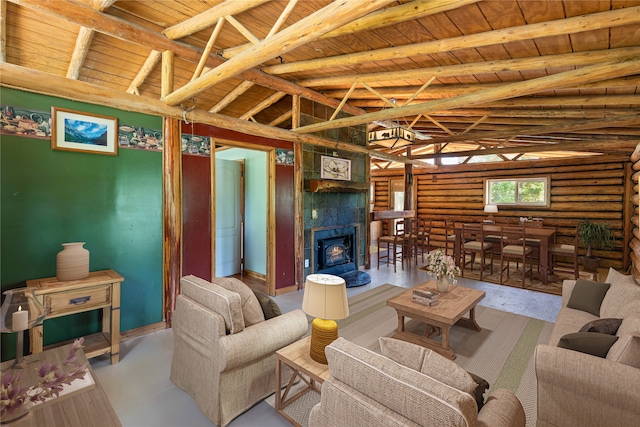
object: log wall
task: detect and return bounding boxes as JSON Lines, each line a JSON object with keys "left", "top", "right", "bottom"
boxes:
{"left": 629, "top": 144, "right": 640, "bottom": 279}
{"left": 372, "top": 154, "right": 634, "bottom": 271}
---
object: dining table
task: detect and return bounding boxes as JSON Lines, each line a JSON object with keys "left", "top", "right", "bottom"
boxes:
{"left": 453, "top": 223, "right": 557, "bottom": 285}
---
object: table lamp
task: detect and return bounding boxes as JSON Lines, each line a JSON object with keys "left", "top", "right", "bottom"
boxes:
{"left": 0, "top": 288, "right": 47, "bottom": 368}
{"left": 484, "top": 204, "right": 498, "bottom": 222}
{"left": 302, "top": 274, "right": 349, "bottom": 364}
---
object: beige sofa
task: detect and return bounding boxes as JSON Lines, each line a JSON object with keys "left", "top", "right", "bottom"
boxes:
{"left": 170, "top": 275, "right": 308, "bottom": 427}
{"left": 309, "top": 337, "right": 526, "bottom": 427}
{"left": 535, "top": 268, "right": 640, "bottom": 427}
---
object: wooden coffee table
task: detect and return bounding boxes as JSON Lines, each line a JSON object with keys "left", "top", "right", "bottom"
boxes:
{"left": 386, "top": 281, "right": 485, "bottom": 360}
{"left": 275, "top": 335, "right": 330, "bottom": 426}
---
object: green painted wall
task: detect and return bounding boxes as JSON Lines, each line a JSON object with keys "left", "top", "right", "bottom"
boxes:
{"left": 1, "top": 88, "right": 163, "bottom": 361}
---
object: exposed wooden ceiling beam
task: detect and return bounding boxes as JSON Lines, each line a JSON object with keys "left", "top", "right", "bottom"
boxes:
{"left": 413, "top": 115, "right": 640, "bottom": 147}
{"left": 66, "top": 0, "right": 116, "bottom": 79}
{"left": 209, "top": 80, "right": 255, "bottom": 113}
{"left": 222, "top": 0, "right": 479, "bottom": 58}
{"left": 321, "top": 76, "right": 640, "bottom": 100}
{"left": 192, "top": 17, "right": 225, "bottom": 81}
{"left": 411, "top": 140, "right": 638, "bottom": 160}
{"left": 0, "top": 61, "right": 426, "bottom": 167}
{"left": 162, "top": 0, "right": 271, "bottom": 40}
{"left": 225, "top": 15, "right": 260, "bottom": 45}
{"left": 264, "top": 7, "right": 640, "bottom": 75}
{"left": 293, "top": 59, "right": 640, "bottom": 135}
{"left": 160, "top": 0, "right": 397, "bottom": 106}
{"left": 429, "top": 109, "right": 639, "bottom": 118}
{"left": 0, "top": 0, "right": 6, "bottom": 62}
{"left": 239, "top": 91, "right": 286, "bottom": 120}
{"left": 299, "top": 47, "right": 640, "bottom": 88}
{"left": 349, "top": 94, "right": 640, "bottom": 109}
{"left": 9, "top": 0, "right": 368, "bottom": 117}
{"left": 127, "top": 50, "right": 162, "bottom": 94}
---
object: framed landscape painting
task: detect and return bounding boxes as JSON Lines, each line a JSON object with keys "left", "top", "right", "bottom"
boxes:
{"left": 51, "top": 107, "right": 118, "bottom": 155}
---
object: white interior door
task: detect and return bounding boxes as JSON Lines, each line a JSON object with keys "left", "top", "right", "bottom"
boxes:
{"left": 215, "top": 159, "right": 242, "bottom": 276}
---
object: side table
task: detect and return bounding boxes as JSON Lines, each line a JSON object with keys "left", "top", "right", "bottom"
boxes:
{"left": 26, "top": 269, "right": 124, "bottom": 364}
{"left": 275, "top": 336, "right": 330, "bottom": 426}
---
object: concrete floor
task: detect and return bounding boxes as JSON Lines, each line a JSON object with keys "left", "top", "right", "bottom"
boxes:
{"left": 91, "top": 257, "right": 561, "bottom": 427}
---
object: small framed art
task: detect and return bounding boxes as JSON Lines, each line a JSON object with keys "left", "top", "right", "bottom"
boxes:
{"left": 51, "top": 107, "right": 118, "bottom": 155}
{"left": 320, "top": 155, "right": 351, "bottom": 181}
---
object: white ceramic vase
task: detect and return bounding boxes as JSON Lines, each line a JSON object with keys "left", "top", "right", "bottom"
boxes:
{"left": 436, "top": 275, "right": 450, "bottom": 293}
{"left": 56, "top": 242, "right": 90, "bottom": 281}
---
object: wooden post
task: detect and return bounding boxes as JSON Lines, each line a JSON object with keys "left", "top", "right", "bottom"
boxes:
{"left": 404, "top": 147, "right": 414, "bottom": 229}
{"left": 365, "top": 154, "right": 372, "bottom": 269}
{"left": 292, "top": 95, "right": 304, "bottom": 290}
{"left": 162, "top": 117, "right": 182, "bottom": 326}
{"left": 162, "top": 50, "right": 181, "bottom": 327}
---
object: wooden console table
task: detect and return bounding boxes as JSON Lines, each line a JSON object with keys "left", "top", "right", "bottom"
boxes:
{"left": 26, "top": 269, "right": 124, "bottom": 364}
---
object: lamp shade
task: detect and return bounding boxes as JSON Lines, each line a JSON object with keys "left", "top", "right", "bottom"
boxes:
{"left": 0, "top": 288, "right": 47, "bottom": 333}
{"left": 302, "top": 274, "right": 349, "bottom": 320}
{"left": 484, "top": 204, "right": 498, "bottom": 213}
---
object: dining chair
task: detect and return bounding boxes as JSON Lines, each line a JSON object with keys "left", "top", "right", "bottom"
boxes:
{"left": 461, "top": 223, "right": 494, "bottom": 280}
{"left": 444, "top": 217, "right": 457, "bottom": 256}
{"left": 548, "top": 224, "right": 580, "bottom": 279}
{"left": 377, "top": 220, "right": 406, "bottom": 272}
{"left": 409, "top": 217, "right": 431, "bottom": 263}
{"left": 500, "top": 225, "right": 534, "bottom": 288}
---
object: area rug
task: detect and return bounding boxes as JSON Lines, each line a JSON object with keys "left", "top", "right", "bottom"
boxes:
{"left": 266, "top": 284, "right": 553, "bottom": 427}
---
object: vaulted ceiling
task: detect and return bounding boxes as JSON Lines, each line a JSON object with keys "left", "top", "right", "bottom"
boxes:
{"left": 2, "top": 0, "right": 639, "bottom": 168}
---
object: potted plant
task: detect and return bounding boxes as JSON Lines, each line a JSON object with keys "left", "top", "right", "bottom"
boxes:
{"left": 578, "top": 218, "right": 615, "bottom": 272}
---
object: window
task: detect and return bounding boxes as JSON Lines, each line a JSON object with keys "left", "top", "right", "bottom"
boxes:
{"left": 485, "top": 176, "right": 549, "bottom": 207}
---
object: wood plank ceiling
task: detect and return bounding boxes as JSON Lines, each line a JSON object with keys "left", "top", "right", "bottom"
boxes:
{"left": 1, "top": 0, "right": 639, "bottom": 169}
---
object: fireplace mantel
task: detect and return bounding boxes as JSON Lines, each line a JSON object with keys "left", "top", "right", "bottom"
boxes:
{"left": 306, "top": 179, "right": 368, "bottom": 193}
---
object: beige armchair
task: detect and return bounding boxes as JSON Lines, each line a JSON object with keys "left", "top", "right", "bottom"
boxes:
{"left": 170, "top": 275, "right": 308, "bottom": 427}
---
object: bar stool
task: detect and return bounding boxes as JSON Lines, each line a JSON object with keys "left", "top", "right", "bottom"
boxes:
{"left": 377, "top": 220, "right": 406, "bottom": 272}
{"left": 409, "top": 217, "right": 431, "bottom": 264}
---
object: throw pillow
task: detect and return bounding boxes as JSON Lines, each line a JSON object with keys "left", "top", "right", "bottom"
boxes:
{"left": 579, "top": 318, "right": 623, "bottom": 335}
{"left": 252, "top": 290, "right": 282, "bottom": 319}
{"left": 558, "top": 332, "right": 619, "bottom": 358}
{"left": 566, "top": 279, "right": 610, "bottom": 316}
{"left": 214, "top": 278, "right": 265, "bottom": 326}
{"left": 379, "top": 337, "right": 477, "bottom": 397}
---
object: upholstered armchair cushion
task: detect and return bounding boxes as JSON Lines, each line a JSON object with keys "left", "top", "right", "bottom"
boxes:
{"left": 180, "top": 275, "right": 245, "bottom": 334}
{"left": 378, "top": 336, "right": 477, "bottom": 395}
{"left": 213, "top": 277, "right": 265, "bottom": 326}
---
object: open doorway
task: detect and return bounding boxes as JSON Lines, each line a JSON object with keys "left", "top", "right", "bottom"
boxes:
{"left": 214, "top": 144, "right": 272, "bottom": 292}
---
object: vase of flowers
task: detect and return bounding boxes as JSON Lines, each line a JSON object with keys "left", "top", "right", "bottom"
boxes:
{"left": 425, "top": 249, "right": 461, "bottom": 293}
{"left": 1, "top": 338, "right": 87, "bottom": 424}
